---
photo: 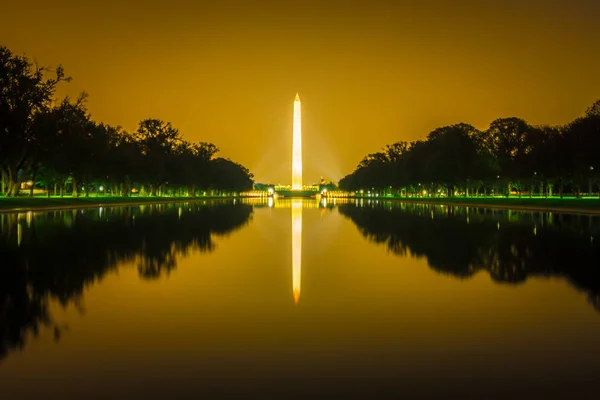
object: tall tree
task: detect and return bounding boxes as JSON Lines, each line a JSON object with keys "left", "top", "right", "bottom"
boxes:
{"left": 134, "top": 119, "right": 182, "bottom": 196}
{"left": 0, "top": 46, "right": 69, "bottom": 196}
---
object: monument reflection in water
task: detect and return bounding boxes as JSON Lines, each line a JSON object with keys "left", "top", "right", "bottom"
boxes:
{"left": 291, "top": 199, "right": 302, "bottom": 303}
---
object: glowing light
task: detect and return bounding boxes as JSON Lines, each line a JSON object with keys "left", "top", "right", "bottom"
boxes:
{"left": 17, "top": 222, "right": 22, "bottom": 246}
{"left": 292, "top": 199, "right": 302, "bottom": 303}
{"left": 292, "top": 93, "right": 302, "bottom": 190}
{"left": 268, "top": 188, "right": 274, "bottom": 195}
{"left": 99, "top": 186, "right": 104, "bottom": 192}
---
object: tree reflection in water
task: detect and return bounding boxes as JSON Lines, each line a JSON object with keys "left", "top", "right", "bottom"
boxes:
{"left": 339, "top": 201, "right": 600, "bottom": 313}
{"left": 0, "top": 201, "right": 252, "bottom": 361}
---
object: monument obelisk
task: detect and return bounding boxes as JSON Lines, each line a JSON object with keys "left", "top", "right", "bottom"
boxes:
{"left": 292, "top": 93, "right": 302, "bottom": 190}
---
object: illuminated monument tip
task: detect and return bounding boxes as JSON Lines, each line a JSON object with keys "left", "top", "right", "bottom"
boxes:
{"left": 292, "top": 93, "right": 303, "bottom": 191}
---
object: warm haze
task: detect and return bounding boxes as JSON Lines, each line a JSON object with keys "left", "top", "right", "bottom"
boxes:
{"left": 2, "top": 0, "right": 599, "bottom": 184}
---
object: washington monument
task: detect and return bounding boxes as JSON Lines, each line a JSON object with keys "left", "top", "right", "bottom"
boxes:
{"left": 292, "top": 93, "right": 302, "bottom": 190}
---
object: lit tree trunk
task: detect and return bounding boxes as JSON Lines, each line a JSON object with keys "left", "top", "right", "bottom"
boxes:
{"left": 84, "top": 179, "right": 89, "bottom": 198}
{"left": 46, "top": 182, "right": 51, "bottom": 198}
{"left": 7, "top": 181, "right": 19, "bottom": 197}
{"left": 559, "top": 181, "right": 564, "bottom": 198}
{"left": 72, "top": 177, "right": 78, "bottom": 197}
{"left": 529, "top": 184, "right": 533, "bottom": 198}
{"left": 5, "top": 168, "right": 20, "bottom": 197}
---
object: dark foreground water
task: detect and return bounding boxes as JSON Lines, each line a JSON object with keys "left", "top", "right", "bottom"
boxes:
{"left": 1, "top": 198, "right": 600, "bottom": 399}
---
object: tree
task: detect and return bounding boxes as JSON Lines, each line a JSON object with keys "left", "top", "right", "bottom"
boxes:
{"left": 134, "top": 119, "right": 182, "bottom": 196}
{"left": 0, "top": 46, "right": 69, "bottom": 196}
{"left": 585, "top": 99, "right": 600, "bottom": 118}
{"left": 481, "top": 117, "right": 532, "bottom": 196}
{"left": 562, "top": 114, "right": 600, "bottom": 197}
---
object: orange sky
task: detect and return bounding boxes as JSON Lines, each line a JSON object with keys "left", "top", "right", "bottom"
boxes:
{"left": 2, "top": 0, "right": 599, "bottom": 184}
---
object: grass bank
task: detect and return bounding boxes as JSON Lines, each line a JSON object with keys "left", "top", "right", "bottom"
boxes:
{"left": 349, "top": 196, "right": 600, "bottom": 215}
{"left": 0, "top": 196, "right": 236, "bottom": 213}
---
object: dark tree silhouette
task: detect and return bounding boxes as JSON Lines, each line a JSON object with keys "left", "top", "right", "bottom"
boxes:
{"left": 340, "top": 101, "right": 600, "bottom": 198}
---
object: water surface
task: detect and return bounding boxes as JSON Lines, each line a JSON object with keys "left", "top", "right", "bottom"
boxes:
{"left": 1, "top": 199, "right": 599, "bottom": 398}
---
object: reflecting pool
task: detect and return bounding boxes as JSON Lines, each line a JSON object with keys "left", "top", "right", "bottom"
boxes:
{"left": 1, "top": 199, "right": 599, "bottom": 398}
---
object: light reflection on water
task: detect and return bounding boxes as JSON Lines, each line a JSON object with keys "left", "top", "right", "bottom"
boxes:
{"left": 292, "top": 199, "right": 302, "bottom": 304}
{"left": 0, "top": 199, "right": 600, "bottom": 398}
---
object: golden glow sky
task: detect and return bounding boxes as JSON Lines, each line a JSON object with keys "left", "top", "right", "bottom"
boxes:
{"left": 2, "top": 0, "right": 599, "bottom": 184}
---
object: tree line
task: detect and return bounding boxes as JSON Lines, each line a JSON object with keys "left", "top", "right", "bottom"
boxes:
{"left": 0, "top": 45, "right": 254, "bottom": 198}
{"left": 339, "top": 101, "right": 600, "bottom": 198}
